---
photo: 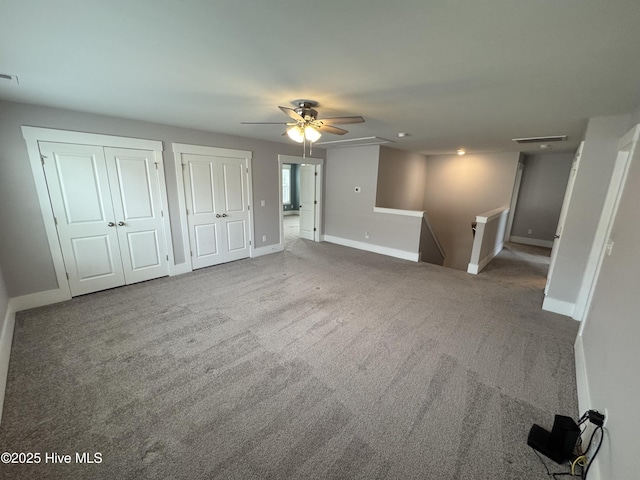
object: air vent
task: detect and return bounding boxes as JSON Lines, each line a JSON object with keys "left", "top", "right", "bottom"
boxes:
{"left": 512, "top": 135, "right": 567, "bottom": 144}
{"left": 0, "top": 73, "right": 19, "bottom": 85}
{"left": 315, "top": 136, "right": 394, "bottom": 148}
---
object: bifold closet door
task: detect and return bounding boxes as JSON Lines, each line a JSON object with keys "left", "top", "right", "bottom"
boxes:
{"left": 40, "top": 142, "right": 169, "bottom": 296}
{"left": 40, "top": 142, "right": 125, "bottom": 296}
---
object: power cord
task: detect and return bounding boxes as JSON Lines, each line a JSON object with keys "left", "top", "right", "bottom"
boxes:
{"left": 581, "top": 425, "right": 604, "bottom": 479}
{"left": 531, "top": 410, "right": 605, "bottom": 479}
{"left": 532, "top": 447, "right": 582, "bottom": 479}
{"left": 571, "top": 456, "right": 587, "bottom": 475}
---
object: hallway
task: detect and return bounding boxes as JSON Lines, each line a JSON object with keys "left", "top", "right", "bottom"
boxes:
{"left": 482, "top": 242, "right": 551, "bottom": 287}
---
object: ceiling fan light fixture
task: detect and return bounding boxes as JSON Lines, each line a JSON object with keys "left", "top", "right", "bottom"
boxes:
{"left": 286, "top": 125, "right": 305, "bottom": 143}
{"left": 304, "top": 125, "right": 322, "bottom": 142}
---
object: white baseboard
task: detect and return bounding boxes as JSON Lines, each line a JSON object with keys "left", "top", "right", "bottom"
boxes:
{"left": 251, "top": 243, "right": 284, "bottom": 258}
{"left": 573, "top": 335, "right": 602, "bottom": 480}
{"left": 323, "top": 235, "right": 419, "bottom": 262}
{"left": 1, "top": 286, "right": 76, "bottom": 424}
{"left": 574, "top": 335, "right": 591, "bottom": 415}
{"left": 170, "top": 262, "right": 192, "bottom": 276}
{"left": 283, "top": 211, "right": 299, "bottom": 216}
{"left": 542, "top": 295, "right": 576, "bottom": 317}
{"left": 0, "top": 303, "right": 16, "bottom": 425}
{"left": 10, "top": 288, "right": 70, "bottom": 312}
{"left": 467, "top": 242, "right": 504, "bottom": 275}
{"left": 509, "top": 236, "right": 554, "bottom": 248}
{"left": 467, "top": 263, "right": 480, "bottom": 275}
{"left": 1, "top": 288, "right": 72, "bottom": 424}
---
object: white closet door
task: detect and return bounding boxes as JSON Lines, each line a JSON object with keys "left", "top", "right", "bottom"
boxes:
{"left": 219, "top": 157, "right": 250, "bottom": 262}
{"left": 183, "top": 154, "right": 224, "bottom": 269}
{"left": 40, "top": 142, "right": 125, "bottom": 296}
{"left": 182, "top": 153, "right": 250, "bottom": 269}
{"left": 105, "top": 147, "right": 169, "bottom": 284}
{"left": 299, "top": 164, "right": 316, "bottom": 240}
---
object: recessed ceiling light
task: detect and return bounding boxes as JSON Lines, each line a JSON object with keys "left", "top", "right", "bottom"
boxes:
{"left": 397, "top": 132, "right": 409, "bottom": 138}
{"left": 457, "top": 149, "right": 466, "bottom": 156}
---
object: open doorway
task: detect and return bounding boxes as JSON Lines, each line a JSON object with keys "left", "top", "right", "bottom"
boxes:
{"left": 282, "top": 163, "right": 300, "bottom": 243}
{"left": 278, "top": 154, "right": 323, "bottom": 249}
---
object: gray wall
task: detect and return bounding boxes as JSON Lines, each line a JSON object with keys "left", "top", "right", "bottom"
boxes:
{"left": 0, "top": 100, "right": 324, "bottom": 297}
{"left": 545, "top": 115, "right": 629, "bottom": 305}
{"left": 376, "top": 146, "right": 428, "bottom": 210}
{"left": 422, "top": 152, "right": 521, "bottom": 270}
{"left": 324, "top": 146, "right": 421, "bottom": 253}
{"left": 511, "top": 153, "right": 573, "bottom": 242}
{"left": 580, "top": 114, "right": 640, "bottom": 479}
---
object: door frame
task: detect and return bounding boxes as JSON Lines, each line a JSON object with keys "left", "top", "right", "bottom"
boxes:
{"left": 22, "top": 126, "right": 175, "bottom": 302}
{"left": 173, "top": 143, "right": 254, "bottom": 273}
{"left": 278, "top": 154, "right": 323, "bottom": 245}
{"left": 574, "top": 124, "right": 640, "bottom": 324}
{"left": 505, "top": 155, "right": 524, "bottom": 241}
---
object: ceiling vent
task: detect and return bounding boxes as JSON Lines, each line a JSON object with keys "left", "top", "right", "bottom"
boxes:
{"left": 315, "top": 136, "right": 394, "bottom": 148}
{"left": 512, "top": 135, "right": 567, "bottom": 144}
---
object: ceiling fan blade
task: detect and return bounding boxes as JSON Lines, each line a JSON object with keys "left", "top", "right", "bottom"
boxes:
{"left": 318, "top": 116, "right": 365, "bottom": 125}
{"left": 241, "top": 121, "right": 291, "bottom": 125}
{"left": 318, "top": 124, "right": 348, "bottom": 135}
{"left": 279, "top": 106, "right": 304, "bottom": 122}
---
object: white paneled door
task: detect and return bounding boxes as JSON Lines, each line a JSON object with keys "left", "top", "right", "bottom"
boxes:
{"left": 104, "top": 147, "right": 169, "bottom": 284}
{"left": 40, "top": 142, "right": 169, "bottom": 296}
{"left": 299, "top": 164, "right": 316, "bottom": 240}
{"left": 182, "top": 154, "right": 250, "bottom": 269}
{"left": 545, "top": 141, "right": 583, "bottom": 295}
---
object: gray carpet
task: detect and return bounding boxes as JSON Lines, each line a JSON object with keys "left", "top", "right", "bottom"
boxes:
{"left": 0, "top": 239, "right": 578, "bottom": 479}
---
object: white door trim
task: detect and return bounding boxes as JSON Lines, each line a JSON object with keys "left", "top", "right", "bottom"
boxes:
{"left": 277, "top": 154, "right": 324, "bottom": 246}
{"left": 172, "top": 143, "right": 253, "bottom": 271}
{"left": 574, "top": 124, "right": 640, "bottom": 324}
{"left": 21, "top": 126, "right": 172, "bottom": 302}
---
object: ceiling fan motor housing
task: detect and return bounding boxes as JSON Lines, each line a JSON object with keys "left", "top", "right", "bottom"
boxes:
{"left": 295, "top": 102, "right": 318, "bottom": 122}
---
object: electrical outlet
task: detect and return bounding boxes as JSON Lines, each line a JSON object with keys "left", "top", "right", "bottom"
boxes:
{"left": 262, "top": 235, "right": 266, "bottom": 242}
{"left": 527, "top": 229, "right": 533, "bottom": 235}
{"left": 365, "top": 231, "right": 370, "bottom": 239}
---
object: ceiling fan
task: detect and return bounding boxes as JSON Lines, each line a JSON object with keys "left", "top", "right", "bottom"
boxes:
{"left": 242, "top": 100, "right": 364, "bottom": 154}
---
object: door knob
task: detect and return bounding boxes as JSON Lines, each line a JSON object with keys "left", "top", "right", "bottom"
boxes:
{"left": 222, "top": 213, "right": 228, "bottom": 217}
{"left": 118, "top": 221, "right": 125, "bottom": 226}
{"left": 108, "top": 222, "right": 115, "bottom": 227}
{"left": 216, "top": 214, "right": 221, "bottom": 218}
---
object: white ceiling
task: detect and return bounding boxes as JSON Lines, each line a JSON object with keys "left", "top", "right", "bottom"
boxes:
{"left": 2, "top": 0, "right": 640, "bottom": 155}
